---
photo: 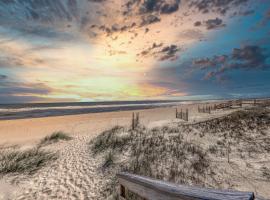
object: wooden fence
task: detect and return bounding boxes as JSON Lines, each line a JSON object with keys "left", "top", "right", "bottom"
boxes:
{"left": 176, "top": 109, "right": 188, "bottom": 121}
{"left": 117, "top": 172, "right": 256, "bottom": 200}
{"left": 198, "top": 105, "right": 211, "bottom": 114}
{"left": 212, "top": 100, "right": 243, "bottom": 110}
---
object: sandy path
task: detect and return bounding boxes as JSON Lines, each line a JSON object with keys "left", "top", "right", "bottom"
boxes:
{"left": 14, "top": 134, "right": 106, "bottom": 200}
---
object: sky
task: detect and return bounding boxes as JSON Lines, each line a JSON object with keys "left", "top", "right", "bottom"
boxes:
{"left": 0, "top": 0, "right": 270, "bottom": 103}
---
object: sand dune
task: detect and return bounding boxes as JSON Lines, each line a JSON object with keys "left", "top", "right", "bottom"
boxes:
{"left": 0, "top": 102, "right": 269, "bottom": 199}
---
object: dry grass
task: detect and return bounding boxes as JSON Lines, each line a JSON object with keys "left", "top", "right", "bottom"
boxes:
{"left": 40, "top": 131, "right": 72, "bottom": 146}
{"left": 91, "top": 126, "right": 214, "bottom": 199}
{"left": 0, "top": 147, "right": 57, "bottom": 175}
{"left": 91, "top": 107, "right": 270, "bottom": 199}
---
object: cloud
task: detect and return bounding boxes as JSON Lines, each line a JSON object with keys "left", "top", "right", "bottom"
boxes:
{"left": 237, "top": 10, "right": 255, "bottom": 16}
{"left": 140, "top": 15, "right": 161, "bottom": 26}
{"left": 232, "top": 45, "right": 267, "bottom": 67}
{"left": 193, "top": 55, "right": 228, "bottom": 69}
{"left": 138, "top": 42, "right": 163, "bottom": 57}
{"left": 159, "top": 45, "right": 181, "bottom": 61}
{"left": 194, "top": 21, "right": 202, "bottom": 26}
{"left": 0, "top": 74, "right": 57, "bottom": 103}
{"left": 256, "top": 8, "right": 270, "bottom": 28}
{"left": 178, "top": 29, "right": 204, "bottom": 40}
{"left": 205, "top": 18, "right": 225, "bottom": 29}
{"left": 189, "top": 0, "right": 249, "bottom": 15}
{"left": 193, "top": 18, "right": 225, "bottom": 30}
{"left": 0, "top": 74, "right": 7, "bottom": 80}
{"left": 0, "top": 81, "right": 52, "bottom": 96}
{"left": 192, "top": 45, "right": 269, "bottom": 81}
{"left": 138, "top": 0, "right": 181, "bottom": 14}
{"left": 137, "top": 43, "right": 181, "bottom": 61}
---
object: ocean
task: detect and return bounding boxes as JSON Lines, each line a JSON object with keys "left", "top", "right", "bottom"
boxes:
{"left": 0, "top": 100, "right": 195, "bottom": 120}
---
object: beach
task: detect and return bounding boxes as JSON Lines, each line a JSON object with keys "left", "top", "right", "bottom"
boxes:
{"left": 0, "top": 102, "right": 222, "bottom": 145}
{"left": 0, "top": 101, "right": 269, "bottom": 199}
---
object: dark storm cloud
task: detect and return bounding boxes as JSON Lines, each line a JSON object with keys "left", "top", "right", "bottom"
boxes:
{"left": 138, "top": 42, "right": 163, "bottom": 57}
{"left": 193, "top": 55, "right": 228, "bottom": 69}
{"left": 0, "top": 74, "right": 7, "bottom": 80}
{"left": 193, "top": 18, "right": 225, "bottom": 30}
{"left": 194, "top": 21, "right": 202, "bottom": 26}
{"left": 205, "top": 18, "right": 225, "bottom": 29}
{"left": 140, "top": 15, "right": 161, "bottom": 26}
{"left": 138, "top": 43, "right": 181, "bottom": 61}
{"left": 96, "top": 22, "right": 137, "bottom": 36}
{"left": 232, "top": 45, "right": 267, "bottom": 67}
{"left": 193, "top": 45, "right": 269, "bottom": 81}
{"left": 159, "top": 44, "right": 181, "bottom": 61}
{"left": 189, "top": 0, "right": 249, "bottom": 15}
{"left": 139, "top": 0, "right": 181, "bottom": 14}
{"left": 123, "top": 0, "right": 181, "bottom": 17}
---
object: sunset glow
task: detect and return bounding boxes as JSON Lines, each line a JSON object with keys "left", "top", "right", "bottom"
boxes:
{"left": 0, "top": 0, "right": 270, "bottom": 103}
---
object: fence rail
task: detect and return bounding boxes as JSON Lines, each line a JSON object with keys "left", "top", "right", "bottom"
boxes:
{"left": 117, "top": 172, "right": 255, "bottom": 200}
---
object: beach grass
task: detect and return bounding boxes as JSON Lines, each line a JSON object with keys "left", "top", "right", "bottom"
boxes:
{"left": 40, "top": 131, "right": 72, "bottom": 146}
{"left": 91, "top": 106, "right": 270, "bottom": 199}
{"left": 0, "top": 147, "right": 57, "bottom": 175}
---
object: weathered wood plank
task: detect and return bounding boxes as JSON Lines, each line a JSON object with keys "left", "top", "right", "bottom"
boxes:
{"left": 117, "top": 172, "right": 255, "bottom": 200}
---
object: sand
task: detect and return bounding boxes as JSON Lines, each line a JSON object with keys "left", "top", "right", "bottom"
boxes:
{"left": 0, "top": 102, "right": 269, "bottom": 199}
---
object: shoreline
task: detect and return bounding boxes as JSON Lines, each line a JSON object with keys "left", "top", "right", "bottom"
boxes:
{"left": 0, "top": 99, "right": 230, "bottom": 121}
{"left": 0, "top": 102, "right": 225, "bottom": 145}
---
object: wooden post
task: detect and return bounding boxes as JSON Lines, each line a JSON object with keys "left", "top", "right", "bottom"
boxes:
{"left": 132, "top": 112, "right": 135, "bottom": 130}
{"left": 176, "top": 108, "right": 178, "bottom": 118}
{"left": 120, "top": 184, "right": 126, "bottom": 199}
{"left": 186, "top": 109, "right": 188, "bottom": 121}
{"left": 180, "top": 109, "right": 183, "bottom": 119}
{"left": 136, "top": 113, "right": 140, "bottom": 128}
{"left": 227, "top": 143, "right": 230, "bottom": 163}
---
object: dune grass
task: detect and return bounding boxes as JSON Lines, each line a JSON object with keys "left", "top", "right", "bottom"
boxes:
{"left": 40, "top": 131, "right": 72, "bottom": 146}
{"left": 0, "top": 147, "right": 57, "bottom": 175}
{"left": 91, "top": 107, "right": 270, "bottom": 199}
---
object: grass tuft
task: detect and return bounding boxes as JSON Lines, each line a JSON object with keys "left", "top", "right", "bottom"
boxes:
{"left": 40, "top": 131, "right": 72, "bottom": 146}
{"left": 0, "top": 147, "right": 57, "bottom": 175}
{"left": 103, "top": 151, "right": 115, "bottom": 168}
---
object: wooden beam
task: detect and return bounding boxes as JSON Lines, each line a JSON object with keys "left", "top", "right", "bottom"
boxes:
{"left": 117, "top": 172, "right": 255, "bottom": 200}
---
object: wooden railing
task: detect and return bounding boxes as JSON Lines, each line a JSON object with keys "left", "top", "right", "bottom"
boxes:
{"left": 117, "top": 172, "right": 256, "bottom": 200}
